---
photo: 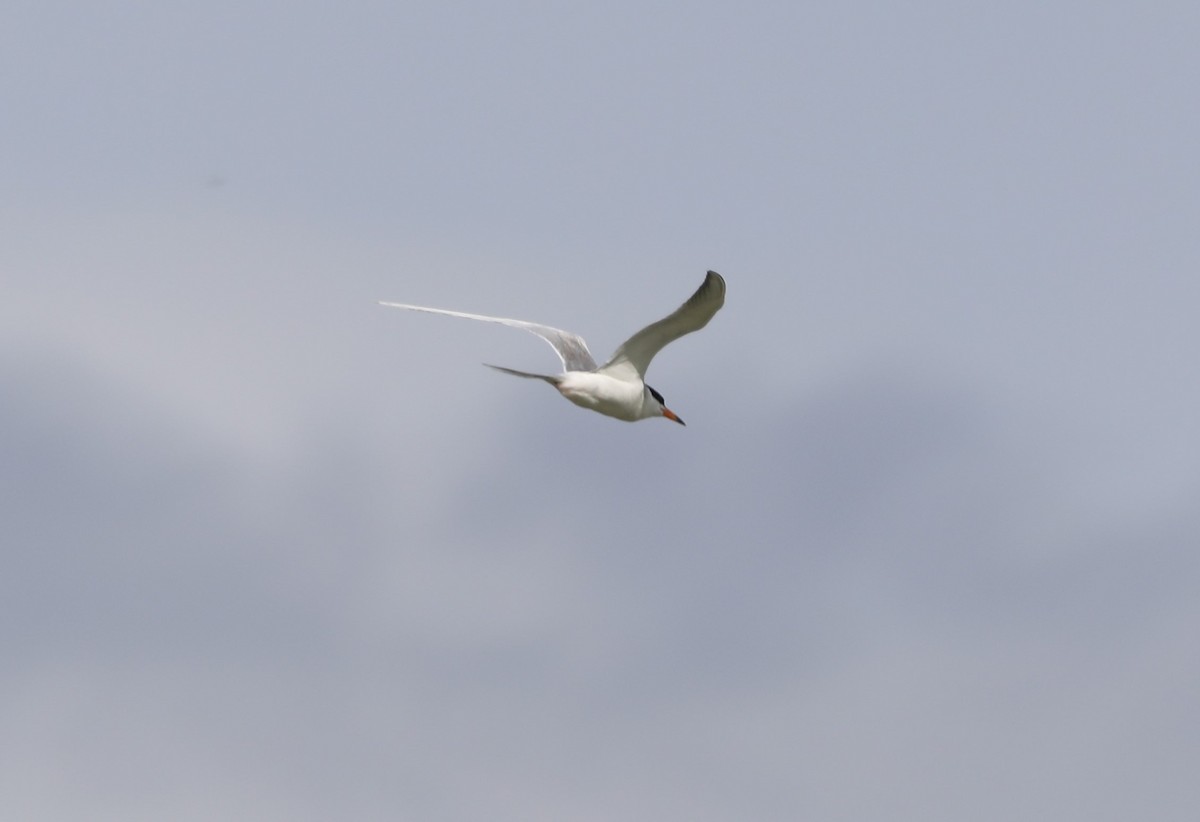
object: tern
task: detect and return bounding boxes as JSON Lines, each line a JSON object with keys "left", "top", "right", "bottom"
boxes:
{"left": 380, "top": 270, "right": 725, "bottom": 425}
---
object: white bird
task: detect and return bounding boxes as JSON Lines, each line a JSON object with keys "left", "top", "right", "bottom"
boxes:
{"left": 380, "top": 270, "right": 726, "bottom": 425}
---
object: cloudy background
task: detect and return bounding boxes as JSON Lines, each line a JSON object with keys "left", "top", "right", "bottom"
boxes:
{"left": 4, "top": 2, "right": 1199, "bottom": 820}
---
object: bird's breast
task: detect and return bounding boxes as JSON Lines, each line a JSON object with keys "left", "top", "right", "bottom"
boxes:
{"left": 556, "top": 372, "right": 645, "bottom": 421}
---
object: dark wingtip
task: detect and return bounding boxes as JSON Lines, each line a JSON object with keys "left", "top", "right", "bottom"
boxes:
{"left": 701, "top": 270, "right": 726, "bottom": 302}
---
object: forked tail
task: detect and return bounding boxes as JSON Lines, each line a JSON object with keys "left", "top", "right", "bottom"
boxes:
{"left": 484, "top": 364, "right": 562, "bottom": 385}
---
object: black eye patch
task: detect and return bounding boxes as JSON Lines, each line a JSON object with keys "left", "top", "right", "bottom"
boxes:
{"left": 647, "top": 385, "right": 665, "bottom": 405}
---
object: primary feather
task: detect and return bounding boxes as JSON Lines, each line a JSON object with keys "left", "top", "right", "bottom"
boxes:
{"left": 374, "top": 302, "right": 598, "bottom": 372}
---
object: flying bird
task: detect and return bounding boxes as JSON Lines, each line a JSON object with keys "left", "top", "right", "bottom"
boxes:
{"left": 379, "top": 270, "right": 726, "bottom": 425}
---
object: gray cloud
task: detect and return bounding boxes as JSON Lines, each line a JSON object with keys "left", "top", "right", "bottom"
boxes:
{"left": 4, "top": 2, "right": 1199, "bottom": 820}
{"left": 5, "top": 336, "right": 1199, "bottom": 820}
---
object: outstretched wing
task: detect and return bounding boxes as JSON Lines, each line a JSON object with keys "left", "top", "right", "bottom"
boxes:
{"left": 378, "top": 301, "right": 597, "bottom": 373}
{"left": 597, "top": 271, "right": 725, "bottom": 381}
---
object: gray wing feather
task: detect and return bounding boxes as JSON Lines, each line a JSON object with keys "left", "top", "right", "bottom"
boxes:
{"left": 378, "top": 301, "right": 598, "bottom": 372}
{"left": 598, "top": 271, "right": 726, "bottom": 381}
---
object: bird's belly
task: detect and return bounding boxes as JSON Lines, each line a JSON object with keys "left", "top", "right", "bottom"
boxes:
{"left": 556, "top": 372, "right": 644, "bottom": 421}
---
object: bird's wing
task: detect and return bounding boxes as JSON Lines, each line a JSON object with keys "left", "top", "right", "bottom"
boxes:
{"left": 597, "top": 271, "right": 726, "bottom": 381}
{"left": 378, "top": 301, "right": 598, "bottom": 372}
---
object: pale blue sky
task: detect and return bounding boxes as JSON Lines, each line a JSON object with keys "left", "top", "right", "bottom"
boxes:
{"left": 4, "top": 3, "right": 1199, "bottom": 820}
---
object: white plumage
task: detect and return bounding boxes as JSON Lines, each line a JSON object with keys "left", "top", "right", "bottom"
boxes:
{"left": 380, "top": 270, "right": 726, "bottom": 425}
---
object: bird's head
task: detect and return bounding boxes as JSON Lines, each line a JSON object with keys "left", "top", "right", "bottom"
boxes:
{"left": 645, "top": 384, "right": 685, "bottom": 426}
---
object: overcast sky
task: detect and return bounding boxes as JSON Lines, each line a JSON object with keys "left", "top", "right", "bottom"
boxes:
{"left": 3, "top": 2, "right": 1199, "bottom": 820}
